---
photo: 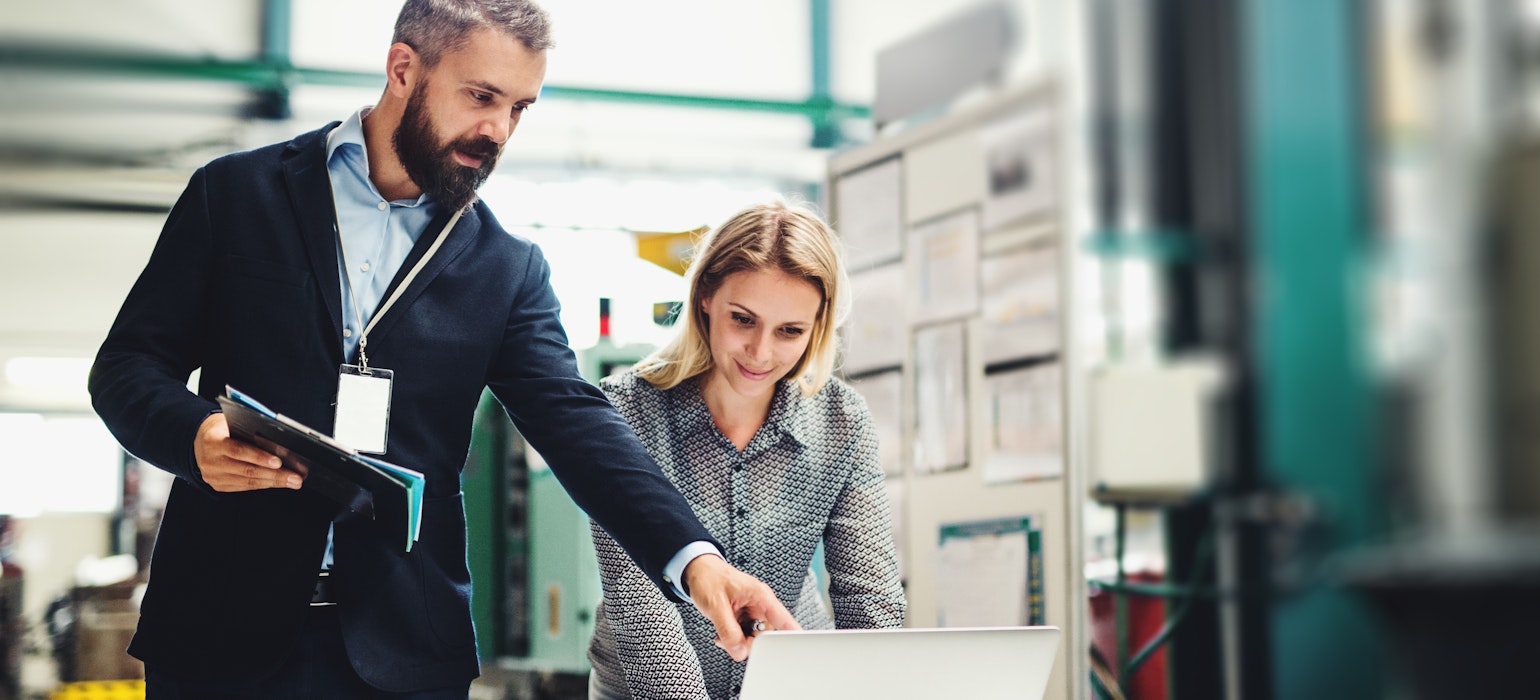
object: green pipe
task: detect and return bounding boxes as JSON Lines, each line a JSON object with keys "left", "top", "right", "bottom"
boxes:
{"left": 540, "top": 85, "right": 867, "bottom": 120}
{"left": 1122, "top": 530, "right": 1215, "bottom": 681}
{"left": 1088, "top": 579, "right": 1221, "bottom": 599}
{"left": 1114, "top": 505, "right": 1129, "bottom": 684}
{"left": 0, "top": 43, "right": 869, "bottom": 120}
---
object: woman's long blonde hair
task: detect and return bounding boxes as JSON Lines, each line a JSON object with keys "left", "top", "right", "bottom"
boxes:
{"left": 634, "top": 200, "right": 850, "bottom": 396}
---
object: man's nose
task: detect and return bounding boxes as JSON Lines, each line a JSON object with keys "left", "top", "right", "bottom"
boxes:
{"left": 480, "top": 117, "right": 511, "bottom": 145}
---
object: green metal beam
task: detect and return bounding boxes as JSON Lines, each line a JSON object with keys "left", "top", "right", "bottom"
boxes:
{"left": 262, "top": 0, "right": 293, "bottom": 66}
{"left": 257, "top": 0, "right": 295, "bottom": 118}
{"left": 809, "top": 0, "right": 841, "bottom": 147}
{"left": 0, "top": 43, "right": 870, "bottom": 121}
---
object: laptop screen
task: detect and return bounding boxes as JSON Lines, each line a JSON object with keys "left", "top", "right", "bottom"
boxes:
{"left": 738, "top": 626, "right": 1061, "bottom": 700}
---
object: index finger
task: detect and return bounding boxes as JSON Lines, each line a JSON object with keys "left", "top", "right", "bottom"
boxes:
{"left": 746, "top": 591, "right": 801, "bottom": 633}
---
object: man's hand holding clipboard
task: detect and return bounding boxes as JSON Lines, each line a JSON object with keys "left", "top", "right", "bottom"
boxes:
{"left": 192, "top": 411, "right": 303, "bottom": 493}
{"left": 215, "top": 386, "right": 425, "bottom": 552}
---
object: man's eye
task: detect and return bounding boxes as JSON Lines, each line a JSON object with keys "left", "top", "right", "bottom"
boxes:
{"left": 471, "top": 91, "right": 491, "bottom": 103}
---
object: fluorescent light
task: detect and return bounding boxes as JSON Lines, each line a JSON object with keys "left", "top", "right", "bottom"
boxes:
{"left": 4, "top": 356, "right": 93, "bottom": 388}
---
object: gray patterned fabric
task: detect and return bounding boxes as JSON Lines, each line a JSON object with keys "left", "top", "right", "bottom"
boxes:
{"left": 587, "top": 372, "right": 906, "bottom": 700}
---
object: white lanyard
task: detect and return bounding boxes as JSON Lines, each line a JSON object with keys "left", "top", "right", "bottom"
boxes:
{"left": 336, "top": 208, "right": 463, "bottom": 369}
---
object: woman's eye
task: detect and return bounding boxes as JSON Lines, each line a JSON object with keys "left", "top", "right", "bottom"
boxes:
{"left": 731, "top": 313, "right": 753, "bottom": 326}
{"left": 780, "top": 327, "right": 805, "bottom": 338}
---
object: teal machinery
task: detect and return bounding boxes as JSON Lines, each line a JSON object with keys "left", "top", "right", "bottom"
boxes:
{"left": 463, "top": 298, "right": 664, "bottom": 672}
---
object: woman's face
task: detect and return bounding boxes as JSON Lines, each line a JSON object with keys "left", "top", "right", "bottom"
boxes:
{"left": 700, "top": 267, "right": 823, "bottom": 405}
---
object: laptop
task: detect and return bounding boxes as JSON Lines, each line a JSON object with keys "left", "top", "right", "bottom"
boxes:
{"left": 738, "top": 626, "right": 1061, "bottom": 700}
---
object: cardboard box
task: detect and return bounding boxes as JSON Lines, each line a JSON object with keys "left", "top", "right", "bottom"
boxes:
{"left": 70, "top": 586, "right": 142, "bottom": 682}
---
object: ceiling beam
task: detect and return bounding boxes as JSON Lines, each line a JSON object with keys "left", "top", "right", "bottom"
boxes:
{"left": 0, "top": 42, "right": 871, "bottom": 122}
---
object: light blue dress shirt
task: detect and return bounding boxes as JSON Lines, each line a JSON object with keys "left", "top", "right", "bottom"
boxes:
{"left": 327, "top": 107, "right": 440, "bottom": 362}
{"left": 318, "top": 108, "right": 709, "bottom": 598}
{"left": 321, "top": 107, "right": 438, "bottom": 569}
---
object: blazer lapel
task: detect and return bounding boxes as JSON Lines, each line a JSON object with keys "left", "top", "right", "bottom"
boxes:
{"left": 280, "top": 124, "right": 345, "bottom": 363}
{"left": 366, "top": 203, "right": 480, "bottom": 345}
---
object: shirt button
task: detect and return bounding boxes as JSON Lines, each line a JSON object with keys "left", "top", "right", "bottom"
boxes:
{"left": 734, "top": 463, "right": 744, "bottom": 471}
{"left": 343, "top": 328, "right": 353, "bottom": 338}
{"left": 736, "top": 508, "right": 746, "bottom": 517}
{"left": 360, "top": 262, "right": 370, "bottom": 272}
{"left": 377, "top": 201, "right": 388, "bottom": 211}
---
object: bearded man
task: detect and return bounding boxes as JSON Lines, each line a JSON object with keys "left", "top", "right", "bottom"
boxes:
{"left": 89, "top": 1, "right": 796, "bottom": 697}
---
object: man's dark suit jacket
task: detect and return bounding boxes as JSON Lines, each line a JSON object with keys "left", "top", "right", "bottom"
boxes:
{"left": 89, "top": 124, "right": 716, "bottom": 692}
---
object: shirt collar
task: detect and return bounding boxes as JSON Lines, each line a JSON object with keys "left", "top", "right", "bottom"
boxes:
{"left": 668, "top": 376, "right": 811, "bottom": 451}
{"left": 326, "top": 106, "right": 435, "bottom": 209}
{"left": 325, "top": 106, "right": 370, "bottom": 163}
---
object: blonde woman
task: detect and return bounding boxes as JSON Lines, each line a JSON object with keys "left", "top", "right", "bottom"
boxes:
{"left": 586, "top": 201, "right": 906, "bottom": 699}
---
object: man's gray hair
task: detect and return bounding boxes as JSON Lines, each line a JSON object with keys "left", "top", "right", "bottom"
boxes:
{"left": 393, "top": 0, "right": 553, "bottom": 66}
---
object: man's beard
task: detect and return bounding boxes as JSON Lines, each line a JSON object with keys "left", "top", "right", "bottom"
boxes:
{"left": 393, "top": 85, "right": 501, "bottom": 212}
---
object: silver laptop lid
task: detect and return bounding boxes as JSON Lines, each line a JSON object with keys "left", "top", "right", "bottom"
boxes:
{"left": 739, "top": 626, "right": 1061, "bottom": 700}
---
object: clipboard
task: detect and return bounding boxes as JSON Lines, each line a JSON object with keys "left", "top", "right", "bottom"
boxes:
{"left": 217, "top": 385, "right": 424, "bottom": 552}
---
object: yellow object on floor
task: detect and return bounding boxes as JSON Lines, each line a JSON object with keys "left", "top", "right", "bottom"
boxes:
{"left": 50, "top": 680, "right": 145, "bottom": 700}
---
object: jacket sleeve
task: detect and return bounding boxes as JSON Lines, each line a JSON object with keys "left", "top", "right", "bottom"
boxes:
{"left": 822, "top": 399, "right": 907, "bottom": 629}
{"left": 487, "top": 245, "right": 716, "bottom": 602}
{"left": 89, "top": 167, "right": 221, "bottom": 495}
{"left": 592, "top": 521, "right": 711, "bottom": 700}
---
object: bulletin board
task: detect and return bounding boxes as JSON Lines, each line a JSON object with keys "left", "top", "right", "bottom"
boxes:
{"left": 830, "top": 80, "right": 1081, "bottom": 700}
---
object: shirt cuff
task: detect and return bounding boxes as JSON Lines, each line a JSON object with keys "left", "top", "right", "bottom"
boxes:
{"left": 663, "top": 541, "right": 723, "bottom": 602}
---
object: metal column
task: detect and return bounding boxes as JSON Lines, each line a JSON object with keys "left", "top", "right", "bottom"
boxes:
{"left": 1245, "top": 1, "right": 1385, "bottom": 698}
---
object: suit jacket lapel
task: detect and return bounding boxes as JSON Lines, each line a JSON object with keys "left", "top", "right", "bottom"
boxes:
{"left": 280, "top": 124, "right": 345, "bottom": 363}
{"left": 366, "top": 203, "right": 480, "bottom": 345}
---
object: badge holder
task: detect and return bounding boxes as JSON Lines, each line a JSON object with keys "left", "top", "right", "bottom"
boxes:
{"left": 335, "top": 364, "right": 393, "bottom": 454}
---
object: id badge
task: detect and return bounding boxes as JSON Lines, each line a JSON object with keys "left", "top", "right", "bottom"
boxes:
{"left": 335, "top": 364, "right": 393, "bottom": 454}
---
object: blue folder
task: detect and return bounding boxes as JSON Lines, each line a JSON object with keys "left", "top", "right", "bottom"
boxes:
{"left": 218, "top": 385, "right": 424, "bottom": 552}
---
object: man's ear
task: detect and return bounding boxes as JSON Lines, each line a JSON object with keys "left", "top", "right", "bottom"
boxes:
{"left": 384, "top": 42, "right": 421, "bottom": 99}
